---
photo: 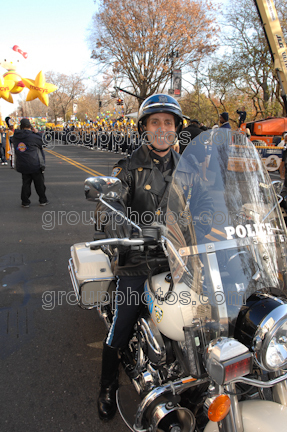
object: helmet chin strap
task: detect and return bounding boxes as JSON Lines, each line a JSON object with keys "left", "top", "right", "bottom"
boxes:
{"left": 148, "top": 143, "right": 171, "bottom": 153}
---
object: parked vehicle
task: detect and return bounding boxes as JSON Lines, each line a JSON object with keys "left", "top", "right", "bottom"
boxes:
{"left": 241, "top": 118, "right": 287, "bottom": 146}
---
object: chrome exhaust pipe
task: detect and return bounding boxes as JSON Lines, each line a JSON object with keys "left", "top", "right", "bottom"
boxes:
{"left": 151, "top": 403, "right": 195, "bottom": 432}
{"left": 133, "top": 376, "right": 208, "bottom": 432}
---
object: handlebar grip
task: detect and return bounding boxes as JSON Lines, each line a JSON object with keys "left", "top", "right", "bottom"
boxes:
{"left": 131, "top": 225, "right": 162, "bottom": 242}
{"left": 85, "top": 238, "right": 145, "bottom": 248}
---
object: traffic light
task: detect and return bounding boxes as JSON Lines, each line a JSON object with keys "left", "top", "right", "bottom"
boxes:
{"left": 117, "top": 98, "right": 123, "bottom": 106}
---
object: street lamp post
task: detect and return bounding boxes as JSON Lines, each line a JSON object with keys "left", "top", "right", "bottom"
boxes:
{"left": 166, "top": 50, "right": 179, "bottom": 94}
{"left": 98, "top": 96, "right": 102, "bottom": 116}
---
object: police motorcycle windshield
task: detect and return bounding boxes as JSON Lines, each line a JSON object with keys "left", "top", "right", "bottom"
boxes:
{"left": 166, "top": 128, "right": 287, "bottom": 343}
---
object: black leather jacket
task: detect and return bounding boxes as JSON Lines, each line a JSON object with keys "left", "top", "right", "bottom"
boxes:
{"left": 96, "top": 144, "right": 213, "bottom": 276}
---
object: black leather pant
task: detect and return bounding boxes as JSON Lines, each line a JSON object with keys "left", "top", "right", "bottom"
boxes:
{"left": 106, "top": 275, "right": 147, "bottom": 349}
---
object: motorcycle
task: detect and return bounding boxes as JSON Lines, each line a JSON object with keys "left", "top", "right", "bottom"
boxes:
{"left": 69, "top": 129, "right": 287, "bottom": 432}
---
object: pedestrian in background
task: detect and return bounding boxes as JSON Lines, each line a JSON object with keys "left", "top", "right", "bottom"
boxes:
{"left": 0, "top": 126, "right": 8, "bottom": 165}
{"left": 236, "top": 106, "right": 246, "bottom": 127}
{"left": 180, "top": 119, "right": 208, "bottom": 181}
{"left": 219, "top": 112, "right": 231, "bottom": 129}
{"left": 12, "top": 118, "right": 49, "bottom": 208}
{"left": 4, "top": 117, "right": 15, "bottom": 167}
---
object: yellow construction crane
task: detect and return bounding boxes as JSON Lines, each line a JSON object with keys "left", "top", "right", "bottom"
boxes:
{"left": 241, "top": 1, "right": 287, "bottom": 144}
{"left": 254, "top": 0, "right": 287, "bottom": 112}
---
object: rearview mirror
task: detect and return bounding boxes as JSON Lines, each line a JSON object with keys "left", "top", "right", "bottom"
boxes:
{"left": 272, "top": 180, "right": 283, "bottom": 195}
{"left": 84, "top": 176, "right": 122, "bottom": 201}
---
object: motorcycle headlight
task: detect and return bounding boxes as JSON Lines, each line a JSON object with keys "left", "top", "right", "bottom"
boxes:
{"left": 234, "top": 293, "right": 287, "bottom": 372}
{"left": 258, "top": 306, "right": 287, "bottom": 370}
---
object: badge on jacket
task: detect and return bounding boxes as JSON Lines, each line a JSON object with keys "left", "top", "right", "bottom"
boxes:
{"left": 17, "top": 142, "right": 27, "bottom": 152}
{"left": 111, "top": 167, "right": 122, "bottom": 177}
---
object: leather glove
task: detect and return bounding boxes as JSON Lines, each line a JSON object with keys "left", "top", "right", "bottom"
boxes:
{"left": 104, "top": 211, "right": 132, "bottom": 239}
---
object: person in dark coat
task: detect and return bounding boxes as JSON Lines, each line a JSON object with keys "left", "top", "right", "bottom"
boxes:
{"left": 210, "top": 116, "right": 231, "bottom": 189}
{"left": 179, "top": 119, "right": 205, "bottom": 157}
{"left": 0, "top": 126, "right": 7, "bottom": 165}
{"left": 219, "top": 112, "right": 231, "bottom": 129}
{"left": 179, "top": 119, "right": 208, "bottom": 180}
{"left": 12, "top": 118, "right": 49, "bottom": 208}
{"left": 236, "top": 106, "right": 246, "bottom": 127}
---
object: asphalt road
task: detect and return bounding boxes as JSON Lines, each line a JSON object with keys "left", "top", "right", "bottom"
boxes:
{"left": 0, "top": 143, "right": 130, "bottom": 432}
{"left": 0, "top": 142, "right": 282, "bottom": 432}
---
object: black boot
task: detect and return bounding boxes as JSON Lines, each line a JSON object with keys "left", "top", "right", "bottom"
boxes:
{"left": 97, "top": 343, "right": 120, "bottom": 421}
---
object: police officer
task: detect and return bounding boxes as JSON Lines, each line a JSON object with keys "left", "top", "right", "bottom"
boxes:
{"left": 96, "top": 94, "right": 212, "bottom": 421}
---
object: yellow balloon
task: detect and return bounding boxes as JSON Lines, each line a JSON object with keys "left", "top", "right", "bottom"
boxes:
{"left": 0, "top": 76, "right": 15, "bottom": 103}
{"left": 3, "top": 71, "right": 25, "bottom": 94}
{"left": 22, "top": 71, "right": 58, "bottom": 106}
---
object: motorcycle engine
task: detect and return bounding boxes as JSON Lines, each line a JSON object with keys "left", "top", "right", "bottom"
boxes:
{"left": 139, "top": 317, "right": 166, "bottom": 366}
{"left": 125, "top": 316, "right": 186, "bottom": 395}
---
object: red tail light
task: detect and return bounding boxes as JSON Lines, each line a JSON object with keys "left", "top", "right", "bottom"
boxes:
{"left": 224, "top": 355, "right": 252, "bottom": 383}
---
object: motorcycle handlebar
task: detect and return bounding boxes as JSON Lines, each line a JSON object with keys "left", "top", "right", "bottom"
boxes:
{"left": 85, "top": 238, "right": 145, "bottom": 248}
{"left": 90, "top": 225, "right": 163, "bottom": 249}
{"left": 229, "top": 371, "right": 287, "bottom": 388}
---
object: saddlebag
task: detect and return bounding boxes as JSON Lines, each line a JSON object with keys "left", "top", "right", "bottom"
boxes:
{"left": 68, "top": 242, "right": 115, "bottom": 309}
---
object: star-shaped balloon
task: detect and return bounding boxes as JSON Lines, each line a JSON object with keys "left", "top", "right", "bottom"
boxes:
{"left": 0, "top": 76, "right": 15, "bottom": 103}
{"left": 22, "top": 71, "right": 58, "bottom": 106}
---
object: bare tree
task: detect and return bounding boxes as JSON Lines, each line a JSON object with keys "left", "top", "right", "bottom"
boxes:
{"left": 209, "top": 0, "right": 287, "bottom": 118}
{"left": 275, "top": 0, "right": 287, "bottom": 39}
{"left": 46, "top": 72, "right": 86, "bottom": 122}
{"left": 88, "top": 0, "right": 219, "bottom": 101}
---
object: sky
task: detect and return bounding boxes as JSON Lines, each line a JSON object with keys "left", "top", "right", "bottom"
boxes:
{"left": 0, "top": 0, "right": 98, "bottom": 119}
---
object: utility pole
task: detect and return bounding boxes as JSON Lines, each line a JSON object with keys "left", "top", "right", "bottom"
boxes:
{"left": 166, "top": 50, "right": 179, "bottom": 95}
{"left": 98, "top": 94, "right": 102, "bottom": 117}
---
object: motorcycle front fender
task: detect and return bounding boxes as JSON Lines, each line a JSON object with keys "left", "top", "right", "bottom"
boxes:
{"left": 204, "top": 400, "right": 287, "bottom": 432}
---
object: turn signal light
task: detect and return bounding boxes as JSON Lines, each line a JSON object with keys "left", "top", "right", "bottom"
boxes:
{"left": 208, "top": 395, "right": 231, "bottom": 422}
